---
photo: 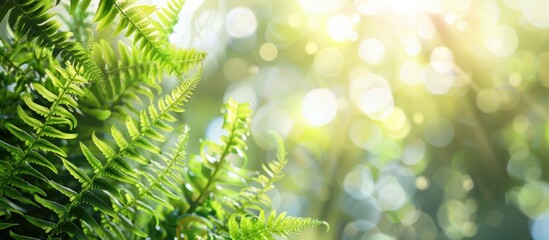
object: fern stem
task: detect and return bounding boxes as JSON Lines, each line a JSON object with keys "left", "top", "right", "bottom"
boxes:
{"left": 0, "top": 68, "right": 80, "bottom": 189}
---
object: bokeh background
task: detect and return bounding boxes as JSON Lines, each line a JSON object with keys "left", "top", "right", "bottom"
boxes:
{"left": 162, "top": 0, "right": 549, "bottom": 239}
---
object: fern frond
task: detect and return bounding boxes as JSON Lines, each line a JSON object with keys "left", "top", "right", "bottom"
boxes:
{"left": 117, "top": 126, "right": 189, "bottom": 228}
{"left": 154, "top": 0, "right": 186, "bottom": 42}
{"left": 228, "top": 210, "right": 329, "bottom": 240}
{"left": 0, "top": 63, "right": 86, "bottom": 205}
{"left": 93, "top": 0, "right": 186, "bottom": 77}
{"left": 0, "top": 0, "right": 103, "bottom": 83}
{"left": 45, "top": 66, "right": 202, "bottom": 239}
{"left": 82, "top": 39, "right": 205, "bottom": 120}
{"left": 186, "top": 98, "right": 252, "bottom": 211}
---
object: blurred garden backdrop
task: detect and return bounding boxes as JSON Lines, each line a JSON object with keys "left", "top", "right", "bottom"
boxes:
{"left": 161, "top": 0, "right": 549, "bottom": 239}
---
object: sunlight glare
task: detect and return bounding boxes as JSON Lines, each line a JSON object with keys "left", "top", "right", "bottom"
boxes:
{"left": 301, "top": 89, "right": 339, "bottom": 127}
{"left": 344, "top": 166, "right": 375, "bottom": 199}
{"left": 314, "top": 48, "right": 344, "bottom": 77}
{"left": 226, "top": 8, "right": 257, "bottom": 38}
{"left": 299, "top": 0, "right": 344, "bottom": 14}
{"left": 400, "top": 60, "right": 424, "bottom": 86}
{"left": 359, "top": 38, "right": 385, "bottom": 65}
{"left": 350, "top": 73, "right": 394, "bottom": 120}
{"left": 484, "top": 25, "right": 518, "bottom": 57}
{"left": 355, "top": 0, "right": 386, "bottom": 15}
{"left": 377, "top": 176, "right": 407, "bottom": 210}
{"left": 327, "top": 15, "right": 356, "bottom": 42}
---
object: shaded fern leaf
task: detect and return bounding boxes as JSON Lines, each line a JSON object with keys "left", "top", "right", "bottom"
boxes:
{"left": 0, "top": 64, "right": 87, "bottom": 227}
{"left": 228, "top": 210, "right": 329, "bottom": 240}
{"left": 0, "top": 0, "right": 103, "bottom": 83}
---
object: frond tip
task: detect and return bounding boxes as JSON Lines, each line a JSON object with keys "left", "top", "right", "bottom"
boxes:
{"left": 228, "top": 210, "right": 329, "bottom": 240}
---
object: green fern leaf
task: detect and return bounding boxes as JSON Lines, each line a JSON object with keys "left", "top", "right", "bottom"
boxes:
{"left": 82, "top": 191, "right": 119, "bottom": 219}
{"left": 15, "top": 106, "right": 44, "bottom": 130}
{"left": 42, "top": 126, "right": 78, "bottom": 139}
{"left": 9, "top": 230, "right": 40, "bottom": 240}
{"left": 32, "top": 83, "right": 58, "bottom": 102}
{"left": 49, "top": 180, "right": 78, "bottom": 200}
{"left": 118, "top": 213, "right": 147, "bottom": 237}
{"left": 126, "top": 116, "right": 140, "bottom": 139}
{"left": 92, "top": 178, "right": 122, "bottom": 200}
{"left": 80, "top": 143, "right": 103, "bottom": 174}
{"left": 28, "top": 151, "right": 58, "bottom": 174}
{"left": 9, "top": 176, "right": 46, "bottom": 196}
{"left": 111, "top": 126, "right": 129, "bottom": 149}
{"left": 5, "top": 121, "right": 37, "bottom": 143}
{"left": 92, "top": 132, "right": 116, "bottom": 158}
{"left": 36, "top": 138, "right": 67, "bottom": 157}
{"left": 22, "top": 215, "right": 55, "bottom": 232}
{"left": 18, "top": 165, "right": 49, "bottom": 183}
{"left": 60, "top": 221, "right": 87, "bottom": 240}
{"left": 135, "top": 137, "right": 161, "bottom": 154}
{"left": 72, "top": 206, "right": 110, "bottom": 239}
{"left": 0, "top": 222, "right": 18, "bottom": 231}
{"left": 34, "top": 195, "right": 66, "bottom": 216}
{"left": 44, "top": 65, "right": 201, "bottom": 239}
{"left": 0, "top": 139, "right": 24, "bottom": 157}
{"left": 62, "top": 158, "right": 91, "bottom": 184}
{"left": 22, "top": 95, "right": 50, "bottom": 117}
{"left": 2, "top": 186, "right": 39, "bottom": 207}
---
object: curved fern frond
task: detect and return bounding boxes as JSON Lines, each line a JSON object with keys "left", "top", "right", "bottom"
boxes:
{"left": 186, "top": 98, "right": 252, "bottom": 212}
{"left": 236, "top": 134, "right": 288, "bottom": 212}
{"left": 0, "top": 0, "right": 103, "bottom": 83}
{"left": 45, "top": 66, "right": 202, "bottom": 239}
{"left": 93, "top": 0, "right": 186, "bottom": 77}
{"left": 154, "top": 0, "right": 186, "bottom": 42}
{"left": 228, "top": 210, "right": 329, "bottom": 240}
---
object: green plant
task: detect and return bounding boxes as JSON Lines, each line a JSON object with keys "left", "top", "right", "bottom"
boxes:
{"left": 0, "top": 0, "right": 327, "bottom": 239}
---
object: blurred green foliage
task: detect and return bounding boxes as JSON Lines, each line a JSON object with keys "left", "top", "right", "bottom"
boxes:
{"left": 175, "top": 0, "right": 549, "bottom": 239}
